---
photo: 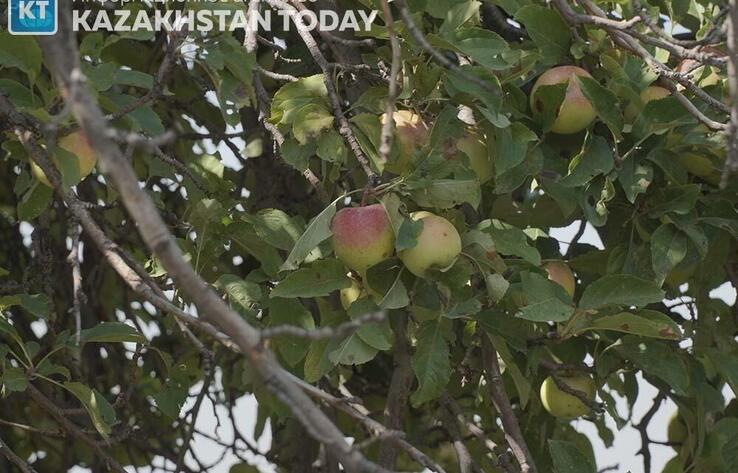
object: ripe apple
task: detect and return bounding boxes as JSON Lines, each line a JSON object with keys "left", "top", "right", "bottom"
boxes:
{"left": 331, "top": 204, "right": 395, "bottom": 275}
{"left": 530, "top": 66, "right": 597, "bottom": 134}
{"left": 340, "top": 277, "right": 364, "bottom": 310}
{"left": 625, "top": 85, "right": 670, "bottom": 121}
{"left": 381, "top": 110, "right": 429, "bottom": 174}
{"left": 398, "top": 211, "right": 461, "bottom": 277}
{"left": 544, "top": 261, "right": 576, "bottom": 298}
{"left": 31, "top": 131, "right": 98, "bottom": 187}
{"left": 457, "top": 133, "right": 493, "bottom": 183}
{"left": 667, "top": 412, "right": 687, "bottom": 447}
{"left": 540, "top": 375, "right": 595, "bottom": 418}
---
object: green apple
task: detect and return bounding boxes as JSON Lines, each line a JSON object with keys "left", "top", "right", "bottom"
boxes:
{"left": 382, "top": 110, "right": 429, "bottom": 174}
{"left": 544, "top": 261, "right": 576, "bottom": 298}
{"left": 457, "top": 133, "right": 493, "bottom": 183}
{"left": 530, "top": 66, "right": 597, "bottom": 134}
{"left": 31, "top": 131, "right": 98, "bottom": 187}
{"left": 331, "top": 204, "right": 395, "bottom": 275}
{"left": 398, "top": 211, "right": 461, "bottom": 277}
{"left": 540, "top": 375, "right": 596, "bottom": 418}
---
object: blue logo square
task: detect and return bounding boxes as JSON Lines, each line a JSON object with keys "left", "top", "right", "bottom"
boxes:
{"left": 8, "top": 0, "right": 58, "bottom": 35}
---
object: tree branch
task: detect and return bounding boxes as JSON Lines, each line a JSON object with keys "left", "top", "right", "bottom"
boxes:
{"left": 481, "top": 335, "right": 538, "bottom": 473}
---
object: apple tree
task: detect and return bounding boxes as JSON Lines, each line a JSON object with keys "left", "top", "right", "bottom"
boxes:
{"left": 0, "top": 0, "right": 737, "bottom": 472}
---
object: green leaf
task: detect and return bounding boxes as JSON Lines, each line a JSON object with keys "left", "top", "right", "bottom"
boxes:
{"left": 215, "top": 274, "right": 262, "bottom": 317}
{"left": 281, "top": 195, "right": 342, "bottom": 271}
{"left": 271, "top": 259, "right": 350, "bottom": 298}
{"left": 441, "top": 27, "right": 510, "bottom": 70}
{"left": 396, "top": 218, "right": 423, "bottom": 252}
{"left": 494, "top": 123, "right": 537, "bottom": 176}
{"left": 411, "top": 320, "right": 451, "bottom": 406}
{"left": 574, "top": 310, "right": 682, "bottom": 340}
{"left": 516, "top": 272, "right": 574, "bottom": 322}
{"left": 347, "top": 299, "right": 392, "bottom": 351}
{"left": 230, "top": 223, "right": 283, "bottom": 276}
{"left": 646, "top": 184, "right": 701, "bottom": 218}
{"left": 316, "top": 131, "right": 347, "bottom": 164}
{"left": 549, "top": 440, "right": 596, "bottom": 473}
{"left": 483, "top": 220, "right": 542, "bottom": 265}
{"left": 616, "top": 338, "right": 690, "bottom": 395}
{"left": 328, "top": 333, "right": 378, "bottom": 365}
{"left": 0, "top": 294, "right": 49, "bottom": 319}
{"left": 365, "top": 260, "right": 410, "bottom": 310}
{"left": 271, "top": 74, "right": 328, "bottom": 125}
{"left": 63, "top": 382, "right": 116, "bottom": 438}
{"left": 409, "top": 178, "right": 481, "bottom": 209}
{"left": 2, "top": 367, "right": 27, "bottom": 392}
{"left": 292, "top": 104, "right": 334, "bottom": 145}
{"left": 230, "top": 464, "right": 260, "bottom": 473}
{"left": 651, "top": 224, "right": 688, "bottom": 284}
{"left": 0, "top": 32, "right": 42, "bottom": 80}
{"left": 579, "top": 274, "right": 665, "bottom": 310}
{"left": 153, "top": 382, "right": 188, "bottom": 419}
{"left": 17, "top": 181, "right": 52, "bottom": 221}
{"left": 577, "top": 76, "right": 623, "bottom": 139}
{"left": 515, "top": 6, "right": 571, "bottom": 65}
{"left": 80, "top": 322, "right": 145, "bottom": 344}
{"left": 560, "top": 135, "right": 614, "bottom": 187}
{"left": 267, "top": 298, "right": 315, "bottom": 366}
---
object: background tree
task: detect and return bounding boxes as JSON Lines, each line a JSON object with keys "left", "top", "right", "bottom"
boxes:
{"left": 0, "top": 0, "right": 737, "bottom": 472}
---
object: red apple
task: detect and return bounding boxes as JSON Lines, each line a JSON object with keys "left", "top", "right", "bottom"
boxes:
{"left": 331, "top": 204, "right": 395, "bottom": 275}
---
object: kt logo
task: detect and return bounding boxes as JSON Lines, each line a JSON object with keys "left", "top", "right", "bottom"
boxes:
{"left": 8, "top": 0, "right": 58, "bottom": 35}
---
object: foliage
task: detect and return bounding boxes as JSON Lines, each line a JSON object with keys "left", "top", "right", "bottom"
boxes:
{"left": 0, "top": 0, "right": 736, "bottom": 472}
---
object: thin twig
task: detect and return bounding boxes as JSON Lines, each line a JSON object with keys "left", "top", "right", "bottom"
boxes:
{"left": 481, "top": 335, "right": 538, "bottom": 473}
{"left": 261, "top": 311, "right": 386, "bottom": 340}
{"left": 0, "top": 436, "right": 39, "bottom": 473}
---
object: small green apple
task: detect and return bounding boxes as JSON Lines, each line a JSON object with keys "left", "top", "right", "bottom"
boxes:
{"left": 530, "top": 66, "right": 596, "bottom": 134}
{"left": 398, "top": 211, "right": 461, "bottom": 277}
{"left": 540, "top": 375, "right": 595, "bottom": 418}
{"left": 382, "top": 110, "right": 429, "bottom": 174}
{"left": 457, "top": 133, "right": 493, "bottom": 183}
{"left": 625, "top": 85, "right": 670, "bottom": 121}
{"left": 331, "top": 204, "right": 395, "bottom": 275}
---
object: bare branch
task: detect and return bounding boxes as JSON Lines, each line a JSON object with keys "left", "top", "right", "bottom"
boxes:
{"left": 27, "top": 384, "right": 127, "bottom": 473}
{"left": 724, "top": 0, "right": 738, "bottom": 186}
{"left": 377, "top": 0, "right": 402, "bottom": 166}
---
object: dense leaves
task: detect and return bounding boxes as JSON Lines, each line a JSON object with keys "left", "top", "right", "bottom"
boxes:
{"left": 0, "top": 0, "right": 736, "bottom": 472}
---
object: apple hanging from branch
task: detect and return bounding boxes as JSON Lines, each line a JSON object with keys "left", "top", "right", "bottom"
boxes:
{"left": 398, "top": 211, "right": 461, "bottom": 277}
{"left": 540, "top": 375, "right": 596, "bottom": 418}
{"left": 530, "top": 66, "right": 596, "bottom": 134}
{"left": 331, "top": 204, "right": 395, "bottom": 276}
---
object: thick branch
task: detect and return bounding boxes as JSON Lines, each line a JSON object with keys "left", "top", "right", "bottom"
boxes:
{"left": 35, "top": 6, "right": 390, "bottom": 473}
